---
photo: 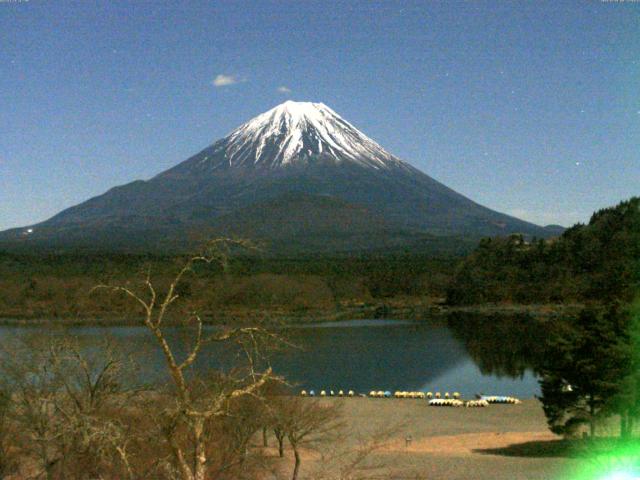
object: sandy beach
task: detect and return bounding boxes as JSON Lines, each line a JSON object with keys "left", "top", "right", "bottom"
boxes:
{"left": 265, "top": 397, "right": 586, "bottom": 480}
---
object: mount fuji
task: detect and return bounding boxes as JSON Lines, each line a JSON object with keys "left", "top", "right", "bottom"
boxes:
{"left": 0, "top": 101, "right": 561, "bottom": 253}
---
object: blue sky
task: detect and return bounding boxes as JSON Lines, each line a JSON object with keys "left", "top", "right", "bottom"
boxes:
{"left": 1, "top": 0, "right": 639, "bottom": 230}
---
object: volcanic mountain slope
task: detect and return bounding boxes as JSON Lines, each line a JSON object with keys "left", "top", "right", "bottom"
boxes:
{"left": 0, "top": 101, "right": 560, "bottom": 253}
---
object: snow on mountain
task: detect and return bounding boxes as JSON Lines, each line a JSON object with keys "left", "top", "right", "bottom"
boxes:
{"left": 196, "top": 101, "right": 409, "bottom": 171}
{"left": 0, "top": 99, "right": 557, "bottom": 252}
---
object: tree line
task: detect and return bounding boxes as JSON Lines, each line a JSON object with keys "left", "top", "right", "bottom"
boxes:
{"left": 0, "top": 250, "right": 456, "bottom": 322}
{"left": 446, "top": 197, "right": 640, "bottom": 306}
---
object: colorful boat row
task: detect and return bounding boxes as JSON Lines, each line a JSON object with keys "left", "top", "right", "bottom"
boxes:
{"left": 479, "top": 395, "right": 522, "bottom": 404}
{"left": 300, "top": 390, "right": 356, "bottom": 397}
{"left": 299, "top": 390, "right": 521, "bottom": 406}
{"left": 391, "top": 391, "right": 461, "bottom": 399}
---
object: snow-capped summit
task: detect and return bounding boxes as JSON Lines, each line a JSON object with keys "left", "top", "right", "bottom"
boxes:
{"left": 197, "top": 101, "right": 407, "bottom": 171}
{"left": 0, "top": 100, "right": 556, "bottom": 252}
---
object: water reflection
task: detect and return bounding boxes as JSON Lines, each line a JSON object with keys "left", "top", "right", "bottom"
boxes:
{"left": 272, "top": 322, "right": 468, "bottom": 392}
{"left": 419, "top": 359, "right": 539, "bottom": 399}
{"left": 446, "top": 313, "right": 551, "bottom": 379}
{"left": 0, "top": 316, "right": 552, "bottom": 397}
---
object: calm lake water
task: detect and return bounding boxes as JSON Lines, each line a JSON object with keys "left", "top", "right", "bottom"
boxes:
{"left": 0, "top": 316, "right": 542, "bottom": 398}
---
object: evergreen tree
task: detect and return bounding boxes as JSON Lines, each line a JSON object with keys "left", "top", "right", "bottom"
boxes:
{"left": 608, "top": 300, "right": 640, "bottom": 438}
{"left": 538, "top": 305, "right": 629, "bottom": 437}
{"left": 446, "top": 197, "right": 640, "bottom": 306}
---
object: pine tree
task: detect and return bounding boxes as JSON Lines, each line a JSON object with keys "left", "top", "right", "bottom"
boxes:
{"left": 538, "top": 305, "right": 629, "bottom": 437}
{"left": 608, "top": 300, "right": 640, "bottom": 438}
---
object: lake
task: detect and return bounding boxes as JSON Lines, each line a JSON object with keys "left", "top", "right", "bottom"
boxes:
{"left": 0, "top": 316, "right": 543, "bottom": 398}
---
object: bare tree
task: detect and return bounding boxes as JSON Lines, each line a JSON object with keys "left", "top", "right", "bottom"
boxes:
{"left": 262, "top": 386, "right": 288, "bottom": 459}
{"left": 0, "top": 334, "right": 140, "bottom": 480}
{"left": 265, "top": 396, "right": 343, "bottom": 480}
{"left": 48, "top": 336, "right": 142, "bottom": 479}
{"left": 94, "top": 238, "right": 283, "bottom": 480}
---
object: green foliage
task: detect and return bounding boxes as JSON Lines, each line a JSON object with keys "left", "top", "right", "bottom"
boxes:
{"left": 447, "top": 197, "right": 640, "bottom": 305}
{"left": 538, "top": 305, "right": 633, "bottom": 438}
{"left": 609, "top": 299, "right": 640, "bottom": 438}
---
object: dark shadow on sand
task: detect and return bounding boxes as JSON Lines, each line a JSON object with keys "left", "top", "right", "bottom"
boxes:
{"left": 473, "top": 440, "right": 580, "bottom": 458}
{"left": 476, "top": 438, "right": 640, "bottom": 459}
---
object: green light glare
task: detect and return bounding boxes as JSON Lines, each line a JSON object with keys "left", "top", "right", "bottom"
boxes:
{"left": 567, "top": 441, "right": 640, "bottom": 480}
{"left": 603, "top": 473, "right": 638, "bottom": 480}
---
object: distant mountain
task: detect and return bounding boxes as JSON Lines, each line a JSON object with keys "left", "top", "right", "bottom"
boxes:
{"left": 0, "top": 101, "right": 560, "bottom": 253}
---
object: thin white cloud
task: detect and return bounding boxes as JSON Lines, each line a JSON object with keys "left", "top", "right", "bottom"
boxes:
{"left": 212, "top": 74, "right": 239, "bottom": 87}
{"left": 277, "top": 86, "right": 292, "bottom": 93}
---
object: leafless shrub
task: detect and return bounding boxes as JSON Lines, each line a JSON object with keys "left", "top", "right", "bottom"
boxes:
{"left": 263, "top": 395, "right": 344, "bottom": 480}
{"left": 310, "top": 422, "right": 408, "bottom": 480}
{"left": 0, "top": 333, "right": 141, "bottom": 479}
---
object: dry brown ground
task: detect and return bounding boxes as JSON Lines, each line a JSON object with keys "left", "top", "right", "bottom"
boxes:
{"left": 265, "top": 398, "right": 587, "bottom": 480}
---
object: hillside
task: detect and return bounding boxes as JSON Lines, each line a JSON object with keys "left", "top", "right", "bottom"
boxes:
{"left": 446, "top": 197, "right": 640, "bottom": 305}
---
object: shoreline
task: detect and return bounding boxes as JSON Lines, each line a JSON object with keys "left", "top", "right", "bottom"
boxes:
{"left": 0, "top": 302, "right": 582, "bottom": 327}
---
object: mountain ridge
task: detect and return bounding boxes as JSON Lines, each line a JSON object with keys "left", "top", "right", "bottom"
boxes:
{"left": 0, "top": 101, "right": 561, "bottom": 253}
